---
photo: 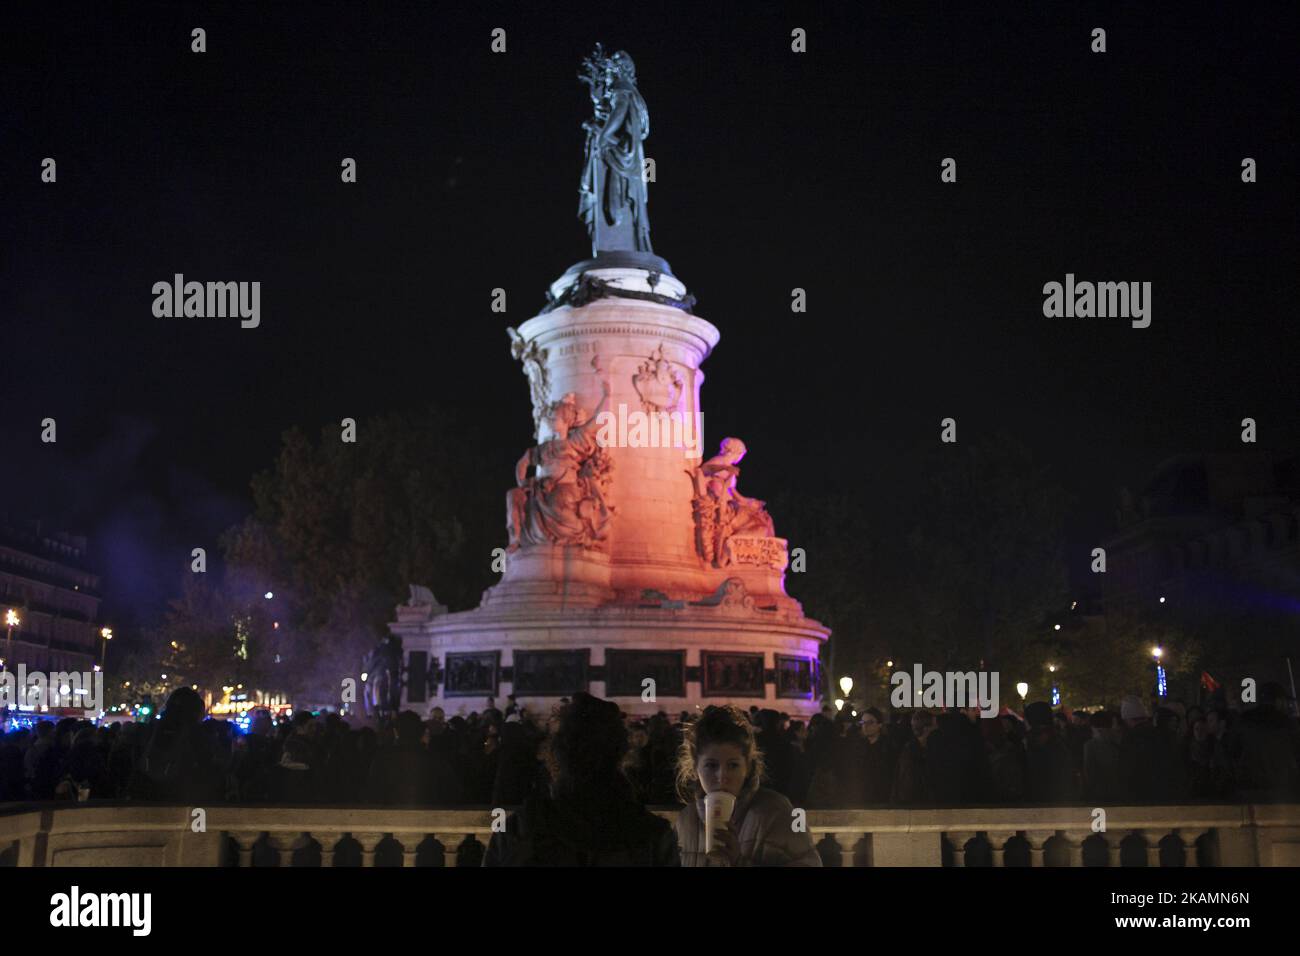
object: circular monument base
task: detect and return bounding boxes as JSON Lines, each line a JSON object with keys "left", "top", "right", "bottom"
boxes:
{"left": 393, "top": 599, "right": 828, "bottom": 719}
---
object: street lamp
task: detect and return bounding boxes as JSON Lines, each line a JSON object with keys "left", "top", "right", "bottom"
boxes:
{"left": 833, "top": 698, "right": 844, "bottom": 712}
{"left": 838, "top": 676, "right": 853, "bottom": 697}
{"left": 1015, "top": 682, "right": 1029, "bottom": 710}
{"left": 100, "top": 627, "right": 113, "bottom": 668}
{"left": 3, "top": 609, "right": 19, "bottom": 673}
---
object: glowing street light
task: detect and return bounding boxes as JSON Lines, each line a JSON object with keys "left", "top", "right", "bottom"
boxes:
{"left": 838, "top": 676, "right": 853, "bottom": 697}
{"left": 264, "top": 592, "right": 274, "bottom": 600}
{"left": 3, "top": 609, "right": 19, "bottom": 673}
{"left": 833, "top": 698, "right": 844, "bottom": 712}
{"left": 100, "top": 626, "right": 113, "bottom": 668}
{"left": 1015, "top": 682, "right": 1029, "bottom": 701}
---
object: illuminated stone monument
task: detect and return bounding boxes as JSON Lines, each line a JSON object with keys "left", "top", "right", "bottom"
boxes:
{"left": 392, "top": 46, "right": 829, "bottom": 716}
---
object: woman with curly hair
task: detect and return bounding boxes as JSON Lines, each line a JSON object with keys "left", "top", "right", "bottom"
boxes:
{"left": 674, "top": 704, "right": 822, "bottom": 866}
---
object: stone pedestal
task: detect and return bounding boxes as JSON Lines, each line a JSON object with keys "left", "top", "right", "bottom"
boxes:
{"left": 392, "top": 261, "right": 829, "bottom": 717}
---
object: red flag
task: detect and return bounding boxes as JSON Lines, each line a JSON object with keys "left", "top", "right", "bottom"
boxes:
{"left": 1200, "top": 671, "right": 1220, "bottom": 692}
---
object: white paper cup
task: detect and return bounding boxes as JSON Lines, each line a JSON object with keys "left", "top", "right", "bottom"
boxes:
{"left": 704, "top": 790, "right": 736, "bottom": 853}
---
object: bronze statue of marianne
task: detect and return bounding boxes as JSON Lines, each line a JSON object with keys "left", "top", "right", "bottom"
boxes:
{"left": 578, "top": 45, "right": 652, "bottom": 256}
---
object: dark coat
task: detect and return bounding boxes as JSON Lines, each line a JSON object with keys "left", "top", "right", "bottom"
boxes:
{"left": 860, "top": 735, "right": 897, "bottom": 804}
{"left": 491, "top": 725, "right": 539, "bottom": 806}
{"left": 1119, "top": 722, "right": 1185, "bottom": 803}
{"left": 364, "top": 742, "right": 434, "bottom": 805}
{"left": 483, "top": 783, "right": 679, "bottom": 867}
{"left": 925, "top": 715, "right": 990, "bottom": 805}
{"left": 1025, "top": 729, "right": 1076, "bottom": 804}
{"left": 1230, "top": 708, "right": 1300, "bottom": 801}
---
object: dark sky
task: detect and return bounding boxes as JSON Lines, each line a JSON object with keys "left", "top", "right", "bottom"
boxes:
{"left": 2, "top": 2, "right": 1297, "bottom": 631}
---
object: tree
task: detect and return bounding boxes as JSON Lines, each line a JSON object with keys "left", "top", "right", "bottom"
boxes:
{"left": 1045, "top": 607, "right": 1202, "bottom": 709}
{"left": 219, "top": 406, "right": 501, "bottom": 705}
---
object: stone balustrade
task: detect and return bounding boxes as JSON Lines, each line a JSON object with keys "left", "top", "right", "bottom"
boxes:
{"left": 1, "top": 803, "right": 1296, "bottom": 867}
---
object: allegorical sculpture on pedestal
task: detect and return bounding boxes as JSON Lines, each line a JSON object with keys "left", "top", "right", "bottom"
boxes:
{"left": 506, "top": 376, "right": 616, "bottom": 552}
{"left": 687, "top": 438, "right": 785, "bottom": 571}
{"left": 393, "top": 45, "right": 828, "bottom": 718}
{"left": 578, "top": 44, "right": 652, "bottom": 255}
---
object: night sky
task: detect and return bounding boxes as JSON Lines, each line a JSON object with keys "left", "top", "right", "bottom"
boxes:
{"left": 3, "top": 2, "right": 1297, "bottom": 633}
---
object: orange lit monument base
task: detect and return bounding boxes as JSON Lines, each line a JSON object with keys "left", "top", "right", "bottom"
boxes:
{"left": 391, "top": 261, "right": 829, "bottom": 718}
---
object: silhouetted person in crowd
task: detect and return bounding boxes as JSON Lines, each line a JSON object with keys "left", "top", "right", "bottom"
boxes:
{"left": 483, "top": 692, "right": 678, "bottom": 866}
{"left": 270, "top": 734, "right": 316, "bottom": 803}
{"left": 365, "top": 710, "right": 436, "bottom": 805}
{"left": 24, "top": 720, "right": 61, "bottom": 799}
{"left": 925, "top": 710, "right": 990, "bottom": 804}
{"left": 982, "top": 711, "right": 1025, "bottom": 802}
{"left": 1023, "top": 702, "right": 1075, "bottom": 804}
{"left": 0, "top": 729, "right": 26, "bottom": 801}
{"left": 1190, "top": 705, "right": 1233, "bottom": 799}
{"left": 858, "top": 708, "right": 896, "bottom": 804}
{"left": 755, "top": 708, "right": 795, "bottom": 799}
{"left": 1082, "top": 710, "right": 1124, "bottom": 803}
{"left": 1116, "top": 695, "right": 1177, "bottom": 802}
{"left": 491, "top": 715, "right": 539, "bottom": 806}
{"left": 64, "top": 725, "right": 110, "bottom": 799}
{"left": 1230, "top": 682, "right": 1300, "bottom": 802}
{"left": 891, "top": 711, "right": 936, "bottom": 805}
{"left": 130, "top": 687, "right": 221, "bottom": 803}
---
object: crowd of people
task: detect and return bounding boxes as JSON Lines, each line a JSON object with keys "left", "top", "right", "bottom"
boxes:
{"left": 1, "top": 684, "right": 1297, "bottom": 812}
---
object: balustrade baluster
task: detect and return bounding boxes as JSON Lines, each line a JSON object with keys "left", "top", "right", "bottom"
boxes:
{"left": 947, "top": 831, "right": 975, "bottom": 867}
{"left": 986, "top": 831, "right": 1016, "bottom": 867}
{"left": 355, "top": 832, "right": 384, "bottom": 867}
{"left": 1024, "top": 830, "right": 1054, "bottom": 868}
{"left": 231, "top": 832, "right": 261, "bottom": 868}
{"left": 431, "top": 833, "right": 460, "bottom": 868}
{"left": 1143, "top": 831, "right": 1162, "bottom": 867}
{"left": 830, "top": 831, "right": 859, "bottom": 867}
{"left": 1107, "top": 830, "right": 1129, "bottom": 867}
{"left": 1176, "top": 829, "right": 1207, "bottom": 867}
{"left": 1061, "top": 831, "right": 1086, "bottom": 867}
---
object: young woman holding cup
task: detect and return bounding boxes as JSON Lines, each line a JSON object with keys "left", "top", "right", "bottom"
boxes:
{"left": 673, "top": 704, "right": 822, "bottom": 866}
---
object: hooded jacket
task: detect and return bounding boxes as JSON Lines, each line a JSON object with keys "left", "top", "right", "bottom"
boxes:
{"left": 675, "top": 786, "right": 822, "bottom": 867}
